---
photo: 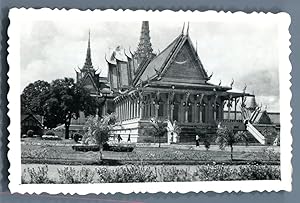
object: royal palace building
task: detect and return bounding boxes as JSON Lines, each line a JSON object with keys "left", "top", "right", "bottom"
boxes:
{"left": 105, "top": 21, "right": 255, "bottom": 143}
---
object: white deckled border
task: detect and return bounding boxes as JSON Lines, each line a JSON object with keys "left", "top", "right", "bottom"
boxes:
{"left": 7, "top": 8, "right": 292, "bottom": 194}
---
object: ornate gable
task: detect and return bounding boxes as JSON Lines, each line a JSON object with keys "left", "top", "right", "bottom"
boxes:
{"left": 160, "top": 39, "right": 207, "bottom": 84}
{"left": 82, "top": 73, "right": 99, "bottom": 94}
{"left": 135, "top": 34, "right": 208, "bottom": 86}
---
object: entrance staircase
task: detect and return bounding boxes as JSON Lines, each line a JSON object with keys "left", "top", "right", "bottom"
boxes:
{"left": 241, "top": 106, "right": 266, "bottom": 145}
{"left": 179, "top": 127, "right": 196, "bottom": 143}
{"left": 246, "top": 123, "right": 266, "bottom": 145}
{"left": 178, "top": 125, "right": 217, "bottom": 143}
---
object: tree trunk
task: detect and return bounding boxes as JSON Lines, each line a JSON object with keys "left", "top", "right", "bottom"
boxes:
{"left": 65, "top": 123, "right": 70, "bottom": 139}
{"left": 99, "top": 144, "right": 103, "bottom": 161}
{"left": 158, "top": 136, "right": 161, "bottom": 148}
{"left": 64, "top": 117, "right": 71, "bottom": 139}
{"left": 230, "top": 145, "right": 233, "bottom": 161}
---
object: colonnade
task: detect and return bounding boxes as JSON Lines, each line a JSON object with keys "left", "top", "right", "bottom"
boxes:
{"left": 114, "top": 90, "right": 242, "bottom": 123}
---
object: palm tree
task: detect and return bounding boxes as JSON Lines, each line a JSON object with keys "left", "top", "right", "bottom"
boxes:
{"left": 83, "top": 113, "right": 117, "bottom": 160}
{"left": 166, "top": 120, "right": 181, "bottom": 143}
{"left": 215, "top": 125, "right": 245, "bottom": 161}
{"left": 149, "top": 117, "right": 168, "bottom": 147}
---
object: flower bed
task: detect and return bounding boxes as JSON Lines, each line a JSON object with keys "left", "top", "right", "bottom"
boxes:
{"left": 21, "top": 163, "right": 280, "bottom": 184}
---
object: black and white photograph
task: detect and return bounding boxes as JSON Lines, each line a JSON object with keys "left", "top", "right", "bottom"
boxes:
{"left": 7, "top": 9, "right": 292, "bottom": 194}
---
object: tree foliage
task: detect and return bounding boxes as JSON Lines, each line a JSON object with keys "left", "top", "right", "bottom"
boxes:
{"left": 42, "top": 78, "right": 98, "bottom": 139}
{"left": 147, "top": 117, "right": 168, "bottom": 147}
{"left": 82, "top": 114, "right": 117, "bottom": 160}
{"left": 21, "top": 80, "right": 50, "bottom": 115}
{"left": 215, "top": 125, "right": 246, "bottom": 161}
{"left": 21, "top": 78, "right": 99, "bottom": 139}
{"left": 166, "top": 120, "right": 181, "bottom": 143}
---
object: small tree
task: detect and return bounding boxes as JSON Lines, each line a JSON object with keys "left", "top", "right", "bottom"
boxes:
{"left": 203, "top": 139, "right": 210, "bottom": 151}
{"left": 215, "top": 125, "right": 245, "bottom": 161}
{"left": 166, "top": 120, "right": 181, "bottom": 143}
{"left": 148, "top": 118, "right": 168, "bottom": 147}
{"left": 83, "top": 114, "right": 117, "bottom": 160}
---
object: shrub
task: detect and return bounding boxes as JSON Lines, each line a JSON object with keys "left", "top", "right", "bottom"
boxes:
{"left": 21, "top": 145, "right": 62, "bottom": 159}
{"left": 194, "top": 163, "right": 239, "bottom": 181}
{"left": 238, "top": 164, "right": 280, "bottom": 180}
{"left": 261, "top": 148, "right": 280, "bottom": 161}
{"left": 96, "top": 165, "right": 157, "bottom": 183}
{"left": 204, "top": 140, "right": 210, "bottom": 151}
{"left": 157, "top": 166, "right": 192, "bottom": 182}
{"left": 27, "top": 130, "right": 34, "bottom": 137}
{"left": 109, "top": 144, "right": 135, "bottom": 152}
{"left": 103, "top": 142, "right": 110, "bottom": 150}
{"left": 21, "top": 169, "right": 28, "bottom": 184}
{"left": 142, "top": 137, "right": 154, "bottom": 143}
{"left": 57, "top": 167, "right": 95, "bottom": 184}
{"left": 73, "top": 133, "right": 83, "bottom": 143}
{"left": 25, "top": 165, "right": 51, "bottom": 184}
{"left": 45, "top": 130, "right": 55, "bottom": 136}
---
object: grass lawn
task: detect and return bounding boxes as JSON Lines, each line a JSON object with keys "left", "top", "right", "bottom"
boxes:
{"left": 21, "top": 138, "right": 280, "bottom": 165}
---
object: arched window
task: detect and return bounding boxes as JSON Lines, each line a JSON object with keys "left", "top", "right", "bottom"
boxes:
{"left": 216, "top": 104, "right": 220, "bottom": 120}
{"left": 196, "top": 105, "right": 201, "bottom": 123}
{"left": 202, "top": 104, "right": 206, "bottom": 123}
{"left": 188, "top": 104, "right": 193, "bottom": 123}
{"left": 158, "top": 103, "right": 164, "bottom": 117}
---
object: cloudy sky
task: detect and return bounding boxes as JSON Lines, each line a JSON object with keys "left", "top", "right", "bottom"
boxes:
{"left": 20, "top": 18, "right": 279, "bottom": 111}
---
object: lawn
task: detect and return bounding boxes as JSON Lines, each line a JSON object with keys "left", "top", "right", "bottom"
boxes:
{"left": 21, "top": 138, "right": 280, "bottom": 165}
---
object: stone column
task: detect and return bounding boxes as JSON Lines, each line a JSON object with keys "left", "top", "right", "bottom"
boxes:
{"left": 234, "top": 98, "right": 237, "bottom": 120}
{"left": 193, "top": 103, "right": 197, "bottom": 123}
{"left": 131, "top": 99, "right": 134, "bottom": 119}
{"left": 116, "top": 102, "right": 119, "bottom": 120}
{"left": 133, "top": 99, "right": 136, "bottom": 118}
{"left": 137, "top": 100, "right": 140, "bottom": 118}
{"left": 170, "top": 104, "right": 174, "bottom": 121}
{"left": 227, "top": 100, "right": 231, "bottom": 120}
{"left": 129, "top": 100, "right": 131, "bottom": 119}
{"left": 117, "top": 102, "right": 120, "bottom": 120}
{"left": 119, "top": 102, "right": 122, "bottom": 120}
{"left": 155, "top": 104, "right": 159, "bottom": 118}
{"left": 167, "top": 95, "right": 170, "bottom": 120}
{"left": 123, "top": 101, "right": 125, "bottom": 121}
{"left": 123, "top": 100, "right": 125, "bottom": 120}
{"left": 214, "top": 106, "right": 217, "bottom": 121}
{"left": 185, "top": 106, "right": 188, "bottom": 123}
{"left": 178, "top": 103, "right": 182, "bottom": 123}
{"left": 135, "top": 99, "right": 138, "bottom": 118}
{"left": 125, "top": 100, "right": 128, "bottom": 120}
{"left": 151, "top": 102, "right": 155, "bottom": 118}
{"left": 199, "top": 106, "right": 203, "bottom": 123}
{"left": 127, "top": 100, "right": 130, "bottom": 120}
{"left": 140, "top": 102, "right": 144, "bottom": 119}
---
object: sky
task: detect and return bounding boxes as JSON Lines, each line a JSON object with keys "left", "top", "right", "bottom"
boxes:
{"left": 20, "top": 18, "right": 279, "bottom": 111}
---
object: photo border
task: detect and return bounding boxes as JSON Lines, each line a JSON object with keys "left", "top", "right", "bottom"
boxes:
{"left": 7, "top": 8, "right": 292, "bottom": 194}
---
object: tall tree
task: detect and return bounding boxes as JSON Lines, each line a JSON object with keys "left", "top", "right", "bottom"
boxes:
{"left": 43, "top": 78, "right": 98, "bottom": 139}
{"left": 21, "top": 80, "right": 50, "bottom": 115}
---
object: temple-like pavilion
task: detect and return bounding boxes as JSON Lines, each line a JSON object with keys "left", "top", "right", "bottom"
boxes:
{"left": 107, "top": 21, "right": 253, "bottom": 143}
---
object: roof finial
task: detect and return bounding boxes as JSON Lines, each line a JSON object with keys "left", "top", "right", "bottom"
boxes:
{"left": 186, "top": 22, "right": 190, "bottom": 35}
{"left": 88, "top": 29, "right": 91, "bottom": 45}
{"left": 181, "top": 22, "right": 185, "bottom": 35}
{"left": 135, "top": 21, "right": 153, "bottom": 66}
{"left": 83, "top": 29, "right": 93, "bottom": 70}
